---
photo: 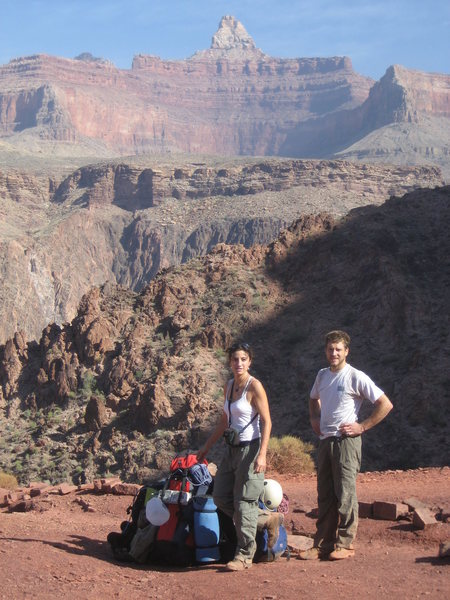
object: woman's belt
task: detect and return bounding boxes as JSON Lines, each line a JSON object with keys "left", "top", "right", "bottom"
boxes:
{"left": 238, "top": 437, "right": 260, "bottom": 447}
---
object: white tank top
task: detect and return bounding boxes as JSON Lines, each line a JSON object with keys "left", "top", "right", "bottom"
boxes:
{"left": 223, "top": 376, "right": 261, "bottom": 442}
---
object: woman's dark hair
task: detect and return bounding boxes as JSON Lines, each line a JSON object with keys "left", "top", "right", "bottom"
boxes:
{"left": 227, "top": 341, "right": 253, "bottom": 361}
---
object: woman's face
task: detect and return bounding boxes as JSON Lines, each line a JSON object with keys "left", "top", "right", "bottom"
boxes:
{"left": 230, "top": 350, "right": 251, "bottom": 378}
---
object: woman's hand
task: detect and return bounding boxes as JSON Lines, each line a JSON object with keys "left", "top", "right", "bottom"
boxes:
{"left": 196, "top": 446, "right": 208, "bottom": 463}
{"left": 254, "top": 453, "right": 266, "bottom": 473}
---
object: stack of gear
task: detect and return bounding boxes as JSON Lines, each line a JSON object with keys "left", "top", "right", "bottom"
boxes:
{"left": 107, "top": 453, "right": 219, "bottom": 566}
{"left": 107, "top": 457, "right": 289, "bottom": 566}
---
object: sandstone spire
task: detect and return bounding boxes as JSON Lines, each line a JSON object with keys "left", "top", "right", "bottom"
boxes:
{"left": 193, "top": 15, "right": 264, "bottom": 59}
{"left": 211, "top": 15, "right": 256, "bottom": 51}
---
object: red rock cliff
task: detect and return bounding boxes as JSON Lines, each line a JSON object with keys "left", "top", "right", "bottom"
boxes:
{"left": 0, "top": 16, "right": 373, "bottom": 156}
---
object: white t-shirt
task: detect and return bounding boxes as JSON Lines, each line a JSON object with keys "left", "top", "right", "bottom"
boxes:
{"left": 310, "top": 363, "right": 384, "bottom": 439}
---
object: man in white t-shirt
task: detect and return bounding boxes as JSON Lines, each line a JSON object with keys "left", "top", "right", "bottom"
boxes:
{"left": 299, "top": 330, "right": 393, "bottom": 561}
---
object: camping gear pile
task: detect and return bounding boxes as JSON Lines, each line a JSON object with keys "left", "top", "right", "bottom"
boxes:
{"left": 107, "top": 453, "right": 289, "bottom": 567}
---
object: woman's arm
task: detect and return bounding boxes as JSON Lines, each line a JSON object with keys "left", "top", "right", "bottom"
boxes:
{"left": 196, "top": 410, "right": 228, "bottom": 462}
{"left": 251, "top": 379, "right": 272, "bottom": 473}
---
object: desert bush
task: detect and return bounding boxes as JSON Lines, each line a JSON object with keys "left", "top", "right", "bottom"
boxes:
{"left": 0, "top": 471, "right": 18, "bottom": 489}
{"left": 81, "top": 371, "right": 98, "bottom": 396}
{"left": 267, "top": 435, "right": 315, "bottom": 475}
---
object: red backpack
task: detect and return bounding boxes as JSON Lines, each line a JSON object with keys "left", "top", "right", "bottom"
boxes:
{"left": 167, "top": 453, "right": 203, "bottom": 492}
{"left": 150, "top": 453, "right": 209, "bottom": 566}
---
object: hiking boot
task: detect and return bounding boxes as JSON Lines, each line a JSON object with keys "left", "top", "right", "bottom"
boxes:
{"left": 329, "top": 547, "right": 355, "bottom": 560}
{"left": 111, "top": 546, "right": 135, "bottom": 562}
{"left": 225, "top": 557, "right": 252, "bottom": 571}
{"left": 265, "top": 512, "right": 284, "bottom": 548}
{"left": 298, "top": 546, "right": 329, "bottom": 560}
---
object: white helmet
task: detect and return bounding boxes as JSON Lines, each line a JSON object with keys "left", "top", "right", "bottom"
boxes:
{"left": 145, "top": 496, "right": 170, "bottom": 526}
{"left": 260, "top": 478, "right": 283, "bottom": 510}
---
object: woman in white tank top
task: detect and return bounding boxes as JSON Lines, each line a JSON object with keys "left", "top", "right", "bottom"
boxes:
{"left": 197, "top": 341, "right": 272, "bottom": 571}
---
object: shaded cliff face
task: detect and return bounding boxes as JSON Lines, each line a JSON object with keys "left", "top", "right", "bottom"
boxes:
{"left": 0, "top": 185, "right": 448, "bottom": 485}
{"left": 0, "top": 157, "right": 443, "bottom": 344}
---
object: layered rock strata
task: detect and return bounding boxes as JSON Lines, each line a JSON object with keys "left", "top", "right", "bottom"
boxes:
{"left": 0, "top": 157, "right": 443, "bottom": 344}
{"left": 0, "top": 16, "right": 372, "bottom": 157}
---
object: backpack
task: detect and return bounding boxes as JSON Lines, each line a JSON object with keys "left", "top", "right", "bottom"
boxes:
{"left": 254, "top": 522, "right": 289, "bottom": 562}
{"left": 253, "top": 496, "right": 290, "bottom": 563}
{"left": 107, "top": 453, "right": 216, "bottom": 566}
{"left": 107, "top": 482, "right": 164, "bottom": 561}
{"left": 147, "top": 453, "right": 214, "bottom": 567}
{"left": 148, "top": 501, "right": 196, "bottom": 566}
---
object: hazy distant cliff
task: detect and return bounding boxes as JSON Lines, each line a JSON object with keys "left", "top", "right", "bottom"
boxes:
{"left": 0, "top": 16, "right": 372, "bottom": 157}
{"left": 1, "top": 15, "right": 448, "bottom": 175}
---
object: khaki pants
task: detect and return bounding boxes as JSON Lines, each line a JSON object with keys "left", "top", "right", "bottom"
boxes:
{"left": 314, "top": 435, "right": 362, "bottom": 553}
{"left": 213, "top": 439, "right": 264, "bottom": 560}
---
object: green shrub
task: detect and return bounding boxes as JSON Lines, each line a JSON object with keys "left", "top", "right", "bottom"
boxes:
{"left": 267, "top": 435, "right": 315, "bottom": 475}
{"left": 0, "top": 471, "right": 19, "bottom": 489}
{"left": 82, "top": 371, "right": 97, "bottom": 395}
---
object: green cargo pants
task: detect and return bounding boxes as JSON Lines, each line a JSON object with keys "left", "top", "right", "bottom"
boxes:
{"left": 314, "top": 435, "right": 362, "bottom": 553}
{"left": 213, "top": 439, "right": 264, "bottom": 561}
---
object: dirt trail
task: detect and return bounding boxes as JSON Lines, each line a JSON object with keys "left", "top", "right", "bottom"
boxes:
{"left": 0, "top": 468, "right": 449, "bottom": 599}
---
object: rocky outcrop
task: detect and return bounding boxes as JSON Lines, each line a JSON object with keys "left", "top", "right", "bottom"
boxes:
{"left": 280, "top": 65, "right": 450, "bottom": 178}
{"left": 0, "top": 157, "right": 443, "bottom": 344}
{"left": 194, "top": 15, "right": 264, "bottom": 58}
{"left": 0, "top": 185, "right": 449, "bottom": 484}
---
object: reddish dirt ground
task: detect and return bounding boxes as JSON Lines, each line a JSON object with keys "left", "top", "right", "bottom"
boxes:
{"left": 0, "top": 468, "right": 449, "bottom": 600}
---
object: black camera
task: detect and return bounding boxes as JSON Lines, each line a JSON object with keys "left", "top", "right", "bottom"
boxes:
{"left": 223, "top": 427, "right": 240, "bottom": 447}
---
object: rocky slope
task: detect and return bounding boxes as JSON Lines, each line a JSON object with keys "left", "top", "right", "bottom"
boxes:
{"left": 284, "top": 65, "right": 450, "bottom": 177}
{"left": 0, "top": 156, "right": 443, "bottom": 343}
{"left": 0, "top": 184, "right": 448, "bottom": 485}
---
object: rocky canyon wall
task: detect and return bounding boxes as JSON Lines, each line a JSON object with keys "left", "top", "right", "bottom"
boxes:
{"left": 0, "top": 16, "right": 374, "bottom": 157}
{"left": 0, "top": 157, "right": 444, "bottom": 344}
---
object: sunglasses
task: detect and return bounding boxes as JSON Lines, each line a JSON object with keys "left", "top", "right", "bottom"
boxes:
{"left": 228, "top": 342, "right": 251, "bottom": 354}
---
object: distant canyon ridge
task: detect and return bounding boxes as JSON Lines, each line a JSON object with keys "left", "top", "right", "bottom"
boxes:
{"left": 0, "top": 15, "right": 449, "bottom": 175}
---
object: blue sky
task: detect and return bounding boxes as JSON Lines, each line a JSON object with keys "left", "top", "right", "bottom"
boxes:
{"left": 1, "top": 0, "right": 449, "bottom": 80}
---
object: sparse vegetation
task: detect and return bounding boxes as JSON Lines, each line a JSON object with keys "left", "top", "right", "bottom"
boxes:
{"left": 267, "top": 435, "right": 315, "bottom": 475}
{"left": 81, "top": 371, "right": 98, "bottom": 396}
{"left": 214, "top": 348, "right": 226, "bottom": 361}
{"left": 0, "top": 471, "right": 18, "bottom": 489}
{"left": 134, "top": 369, "right": 144, "bottom": 381}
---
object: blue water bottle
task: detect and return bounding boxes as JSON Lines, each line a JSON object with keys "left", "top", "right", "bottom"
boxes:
{"left": 193, "top": 495, "right": 221, "bottom": 563}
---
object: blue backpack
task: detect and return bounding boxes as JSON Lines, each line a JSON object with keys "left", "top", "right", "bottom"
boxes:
{"left": 254, "top": 521, "right": 289, "bottom": 562}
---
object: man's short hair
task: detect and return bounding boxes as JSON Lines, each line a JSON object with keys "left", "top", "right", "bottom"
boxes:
{"left": 325, "top": 330, "right": 350, "bottom": 348}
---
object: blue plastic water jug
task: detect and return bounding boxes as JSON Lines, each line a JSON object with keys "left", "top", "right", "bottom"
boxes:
{"left": 193, "top": 495, "right": 220, "bottom": 563}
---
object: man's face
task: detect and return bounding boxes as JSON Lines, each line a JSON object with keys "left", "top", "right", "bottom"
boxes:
{"left": 325, "top": 341, "right": 349, "bottom": 372}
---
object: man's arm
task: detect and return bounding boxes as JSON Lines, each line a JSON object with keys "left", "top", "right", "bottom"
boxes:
{"left": 340, "top": 394, "right": 393, "bottom": 437}
{"left": 309, "top": 397, "right": 322, "bottom": 436}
